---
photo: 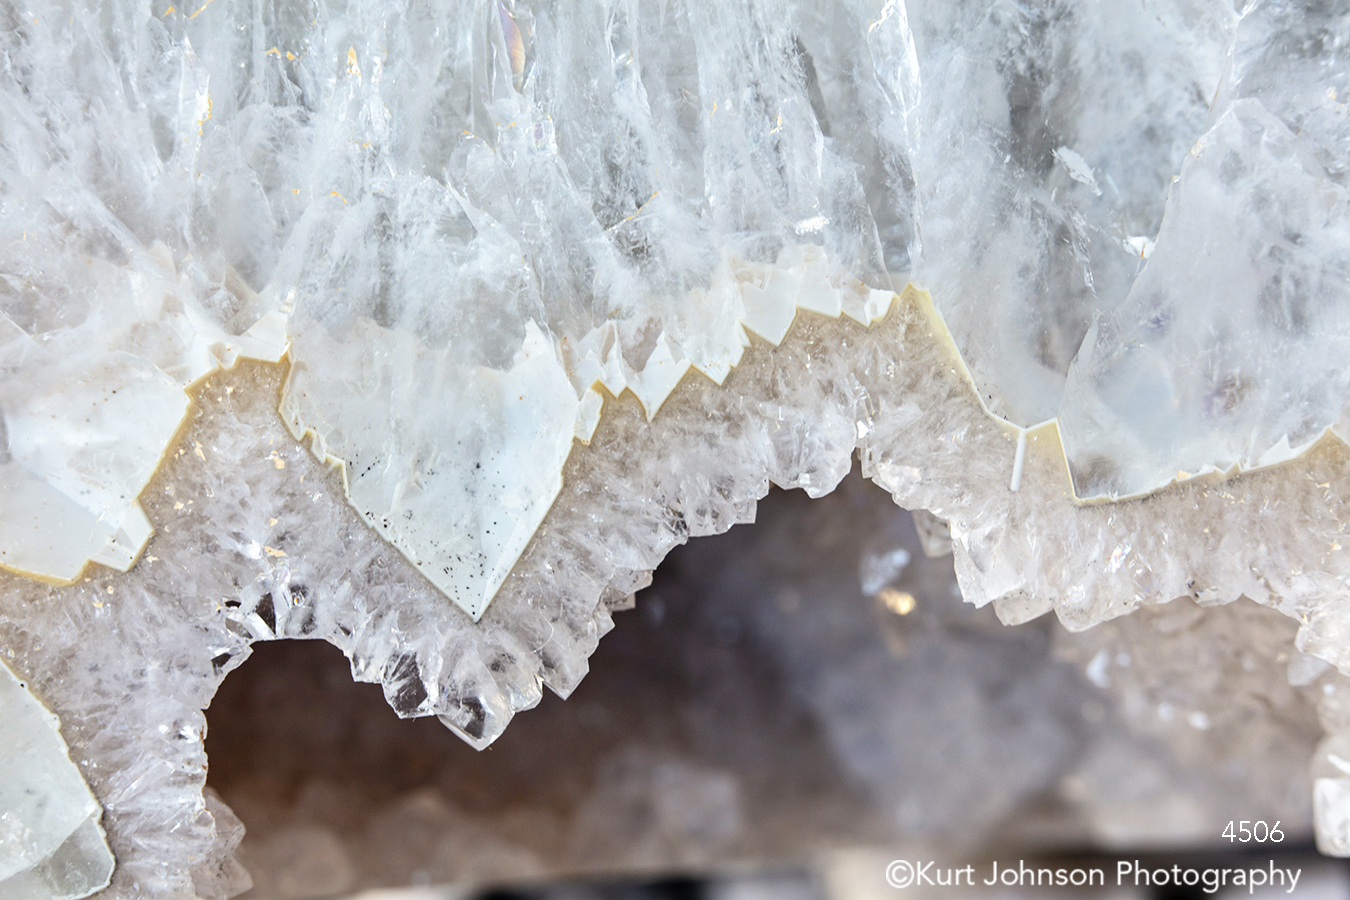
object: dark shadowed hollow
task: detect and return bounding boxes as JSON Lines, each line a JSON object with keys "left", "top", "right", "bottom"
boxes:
{"left": 205, "top": 467, "right": 1328, "bottom": 899}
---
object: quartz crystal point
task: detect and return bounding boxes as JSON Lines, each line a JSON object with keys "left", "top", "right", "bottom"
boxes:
{"left": 282, "top": 319, "right": 579, "bottom": 620}
{"left": 0, "top": 659, "right": 115, "bottom": 900}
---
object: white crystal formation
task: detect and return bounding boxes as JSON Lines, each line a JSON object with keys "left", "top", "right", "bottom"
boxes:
{"left": 0, "top": 658, "right": 114, "bottom": 900}
{"left": 1060, "top": 0, "right": 1350, "bottom": 497}
{"left": 5, "top": 0, "right": 1350, "bottom": 888}
{"left": 8, "top": 289, "right": 1350, "bottom": 896}
{"left": 283, "top": 321, "right": 580, "bottom": 620}
{"left": 204, "top": 539, "right": 1325, "bottom": 893}
{"left": 6, "top": 0, "right": 1349, "bottom": 620}
{"left": 0, "top": 0, "right": 288, "bottom": 585}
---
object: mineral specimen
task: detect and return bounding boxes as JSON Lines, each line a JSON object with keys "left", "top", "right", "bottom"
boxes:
{"left": 3, "top": 0, "right": 1350, "bottom": 894}
{"left": 200, "top": 473, "right": 1325, "bottom": 894}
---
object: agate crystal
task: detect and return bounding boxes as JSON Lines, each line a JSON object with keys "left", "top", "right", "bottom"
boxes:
{"left": 2, "top": 0, "right": 1350, "bottom": 895}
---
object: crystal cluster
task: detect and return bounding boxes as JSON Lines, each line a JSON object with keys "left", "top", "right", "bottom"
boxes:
{"left": 201, "top": 474, "right": 1325, "bottom": 896}
{"left": 2, "top": 0, "right": 1350, "bottom": 894}
{"left": 6, "top": 0, "right": 1348, "bottom": 617}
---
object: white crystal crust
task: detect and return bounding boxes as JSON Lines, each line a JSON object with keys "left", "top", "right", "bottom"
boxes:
{"left": 5, "top": 0, "right": 1350, "bottom": 624}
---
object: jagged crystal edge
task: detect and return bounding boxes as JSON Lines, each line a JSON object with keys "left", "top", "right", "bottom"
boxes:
{"left": 9, "top": 279, "right": 1350, "bottom": 900}
{"left": 279, "top": 246, "right": 892, "bottom": 620}
{"left": 7, "top": 0, "right": 1350, "bottom": 614}
{"left": 0, "top": 238, "right": 287, "bottom": 585}
{"left": 281, "top": 242, "right": 1350, "bottom": 623}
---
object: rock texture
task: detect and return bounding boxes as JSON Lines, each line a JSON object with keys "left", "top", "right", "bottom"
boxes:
{"left": 4, "top": 0, "right": 1350, "bottom": 893}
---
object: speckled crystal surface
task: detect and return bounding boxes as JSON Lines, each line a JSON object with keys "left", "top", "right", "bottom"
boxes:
{"left": 3, "top": 0, "right": 1350, "bottom": 893}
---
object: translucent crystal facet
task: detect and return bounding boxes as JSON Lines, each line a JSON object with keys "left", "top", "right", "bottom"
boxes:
{"left": 6, "top": 0, "right": 1350, "bottom": 614}
{"left": 0, "top": 659, "right": 115, "bottom": 900}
